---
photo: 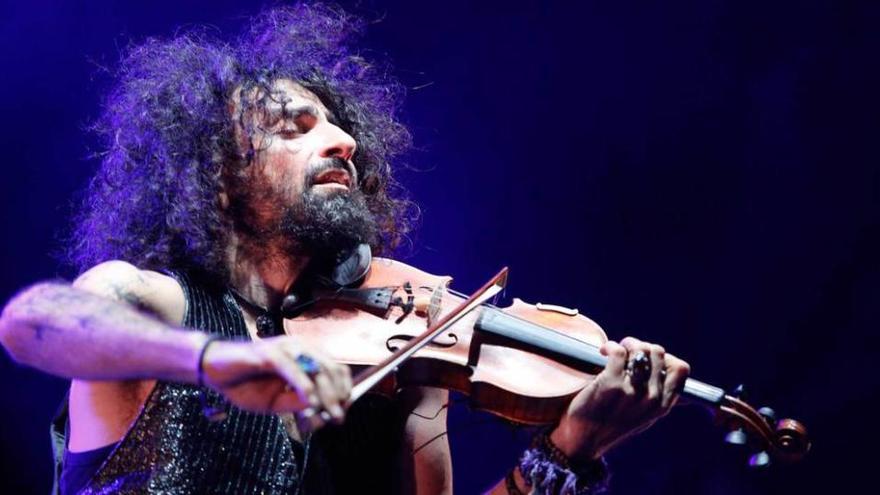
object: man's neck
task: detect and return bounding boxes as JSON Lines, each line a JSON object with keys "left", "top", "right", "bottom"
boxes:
{"left": 226, "top": 234, "right": 309, "bottom": 310}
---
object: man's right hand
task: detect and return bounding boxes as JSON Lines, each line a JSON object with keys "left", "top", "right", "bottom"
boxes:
{"left": 201, "top": 336, "right": 352, "bottom": 421}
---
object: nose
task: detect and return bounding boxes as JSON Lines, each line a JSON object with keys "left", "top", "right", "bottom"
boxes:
{"left": 316, "top": 122, "right": 357, "bottom": 161}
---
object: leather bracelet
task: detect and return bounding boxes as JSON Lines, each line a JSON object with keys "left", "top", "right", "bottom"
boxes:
{"left": 197, "top": 334, "right": 228, "bottom": 421}
{"left": 197, "top": 334, "right": 224, "bottom": 387}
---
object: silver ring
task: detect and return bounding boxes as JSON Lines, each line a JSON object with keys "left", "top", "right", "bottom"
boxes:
{"left": 625, "top": 351, "right": 652, "bottom": 385}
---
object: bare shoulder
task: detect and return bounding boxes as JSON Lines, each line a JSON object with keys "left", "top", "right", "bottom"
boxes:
{"left": 73, "top": 260, "right": 186, "bottom": 325}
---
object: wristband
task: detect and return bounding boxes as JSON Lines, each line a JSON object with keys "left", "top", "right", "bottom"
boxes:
{"left": 197, "top": 334, "right": 228, "bottom": 421}
{"left": 516, "top": 429, "right": 610, "bottom": 495}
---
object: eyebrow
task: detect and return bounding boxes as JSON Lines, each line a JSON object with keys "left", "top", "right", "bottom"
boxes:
{"left": 277, "top": 103, "right": 339, "bottom": 125}
{"left": 281, "top": 103, "right": 319, "bottom": 118}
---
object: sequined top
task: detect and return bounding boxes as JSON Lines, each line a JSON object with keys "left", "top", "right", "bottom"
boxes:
{"left": 51, "top": 270, "right": 405, "bottom": 494}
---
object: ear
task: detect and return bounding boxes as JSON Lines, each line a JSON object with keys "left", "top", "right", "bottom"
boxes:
{"left": 228, "top": 86, "right": 255, "bottom": 158}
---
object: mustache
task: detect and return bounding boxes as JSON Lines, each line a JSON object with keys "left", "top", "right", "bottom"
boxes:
{"left": 305, "top": 158, "right": 357, "bottom": 188}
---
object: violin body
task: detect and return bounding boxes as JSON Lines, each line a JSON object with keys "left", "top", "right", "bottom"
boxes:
{"left": 286, "top": 257, "right": 607, "bottom": 424}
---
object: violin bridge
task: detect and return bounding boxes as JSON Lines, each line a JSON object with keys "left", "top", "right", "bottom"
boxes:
{"left": 426, "top": 284, "right": 444, "bottom": 327}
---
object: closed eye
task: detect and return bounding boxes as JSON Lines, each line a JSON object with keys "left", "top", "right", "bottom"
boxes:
{"left": 284, "top": 105, "right": 320, "bottom": 131}
{"left": 276, "top": 127, "right": 300, "bottom": 138}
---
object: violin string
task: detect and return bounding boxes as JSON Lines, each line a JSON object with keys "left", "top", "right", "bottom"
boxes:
{"left": 445, "top": 288, "right": 604, "bottom": 350}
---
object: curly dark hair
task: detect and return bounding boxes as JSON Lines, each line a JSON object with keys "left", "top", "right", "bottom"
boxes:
{"left": 67, "top": 3, "right": 413, "bottom": 280}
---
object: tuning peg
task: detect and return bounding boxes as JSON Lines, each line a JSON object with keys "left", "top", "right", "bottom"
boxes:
{"left": 731, "top": 384, "right": 747, "bottom": 399}
{"left": 748, "top": 451, "right": 771, "bottom": 467}
{"left": 724, "top": 428, "right": 748, "bottom": 445}
{"left": 758, "top": 407, "right": 777, "bottom": 423}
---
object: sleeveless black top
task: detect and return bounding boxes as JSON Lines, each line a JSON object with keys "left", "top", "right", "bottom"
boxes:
{"left": 51, "top": 271, "right": 405, "bottom": 494}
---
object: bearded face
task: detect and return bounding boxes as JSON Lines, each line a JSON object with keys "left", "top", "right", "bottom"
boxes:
{"left": 278, "top": 158, "right": 378, "bottom": 258}
{"left": 226, "top": 79, "right": 378, "bottom": 261}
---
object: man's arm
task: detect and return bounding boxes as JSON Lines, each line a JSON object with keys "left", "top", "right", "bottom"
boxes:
{"left": 397, "top": 386, "right": 453, "bottom": 495}
{"left": 0, "top": 261, "right": 204, "bottom": 382}
{"left": 0, "top": 260, "right": 351, "bottom": 416}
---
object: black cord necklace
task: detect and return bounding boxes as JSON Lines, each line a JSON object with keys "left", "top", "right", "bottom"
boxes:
{"left": 228, "top": 288, "right": 284, "bottom": 337}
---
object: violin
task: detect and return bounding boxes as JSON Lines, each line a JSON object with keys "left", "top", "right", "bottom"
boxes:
{"left": 283, "top": 253, "right": 810, "bottom": 467}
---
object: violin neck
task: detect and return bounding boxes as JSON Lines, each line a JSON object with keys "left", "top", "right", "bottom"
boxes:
{"left": 474, "top": 309, "right": 725, "bottom": 406}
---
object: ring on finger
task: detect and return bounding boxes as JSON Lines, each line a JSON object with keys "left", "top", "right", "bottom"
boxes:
{"left": 296, "top": 353, "right": 321, "bottom": 377}
{"left": 625, "top": 351, "right": 652, "bottom": 386}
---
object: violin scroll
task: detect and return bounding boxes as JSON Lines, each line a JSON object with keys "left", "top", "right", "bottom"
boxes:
{"left": 717, "top": 392, "right": 811, "bottom": 467}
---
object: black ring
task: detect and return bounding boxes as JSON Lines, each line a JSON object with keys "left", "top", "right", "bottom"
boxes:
{"left": 625, "top": 350, "right": 652, "bottom": 385}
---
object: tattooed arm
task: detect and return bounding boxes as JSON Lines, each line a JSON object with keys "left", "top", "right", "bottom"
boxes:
{"left": 0, "top": 261, "right": 208, "bottom": 450}
{"left": 0, "top": 260, "right": 202, "bottom": 382}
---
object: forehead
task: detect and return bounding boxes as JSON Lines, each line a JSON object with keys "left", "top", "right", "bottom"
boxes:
{"left": 264, "top": 79, "right": 335, "bottom": 121}
{"left": 230, "top": 78, "right": 333, "bottom": 122}
{"left": 262, "top": 79, "right": 331, "bottom": 117}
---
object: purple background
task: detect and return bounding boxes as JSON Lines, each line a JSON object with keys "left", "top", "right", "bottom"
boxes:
{"left": 1, "top": 1, "right": 877, "bottom": 493}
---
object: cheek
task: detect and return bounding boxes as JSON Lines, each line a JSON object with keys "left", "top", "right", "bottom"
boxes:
{"left": 259, "top": 147, "right": 308, "bottom": 197}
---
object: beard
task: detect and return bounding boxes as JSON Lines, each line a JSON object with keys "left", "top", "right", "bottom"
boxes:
{"left": 277, "top": 187, "right": 378, "bottom": 261}
{"left": 228, "top": 156, "right": 378, "bottom": 264}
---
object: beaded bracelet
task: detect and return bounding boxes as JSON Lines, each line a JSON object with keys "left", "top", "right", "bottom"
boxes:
{"left": 514, "top": 429, "right": 610, "bottom": 495}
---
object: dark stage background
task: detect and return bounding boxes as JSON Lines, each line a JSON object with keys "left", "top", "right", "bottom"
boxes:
{"left": 1, "top": 1, "right": 877, "bottom": 493}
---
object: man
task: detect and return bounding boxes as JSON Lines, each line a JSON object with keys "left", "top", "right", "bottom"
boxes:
{"left": 0, "top": 4, "right": 689, "bottom": 494}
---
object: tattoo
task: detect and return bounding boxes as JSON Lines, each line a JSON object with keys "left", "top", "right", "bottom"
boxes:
{"left": 412, "top": 431, "right": 448, "bottom": 455}
{"left": 0, "top": 276, "right": 189, "bottom": 383}
{"left": 74, "top": 314, "right": 99, "bottom": 331}
{"left": 22, "top": 288, "right": 132, "bottom": 338}
{"left": 112, "top": 282, "right": 147, "bottom": 311}
{"left": 409, "top": 401, "right": 449, "bottom": 420}
{"left": 105, "top": 272, "right": 158, "bottom": 315}
{"left": 9, "top": 277, "right": 159, "bottom": 348}
{"left": 32, "top": 323, "right": 54, "bottom": 341}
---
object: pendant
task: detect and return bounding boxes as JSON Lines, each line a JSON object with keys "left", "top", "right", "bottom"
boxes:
{"left": 256, "top": 313, "right": 279, "bottom": 337}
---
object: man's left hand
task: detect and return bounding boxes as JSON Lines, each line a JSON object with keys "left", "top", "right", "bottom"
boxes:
{"left": 550, "top": 336, "right": 691, "bottom": 461}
